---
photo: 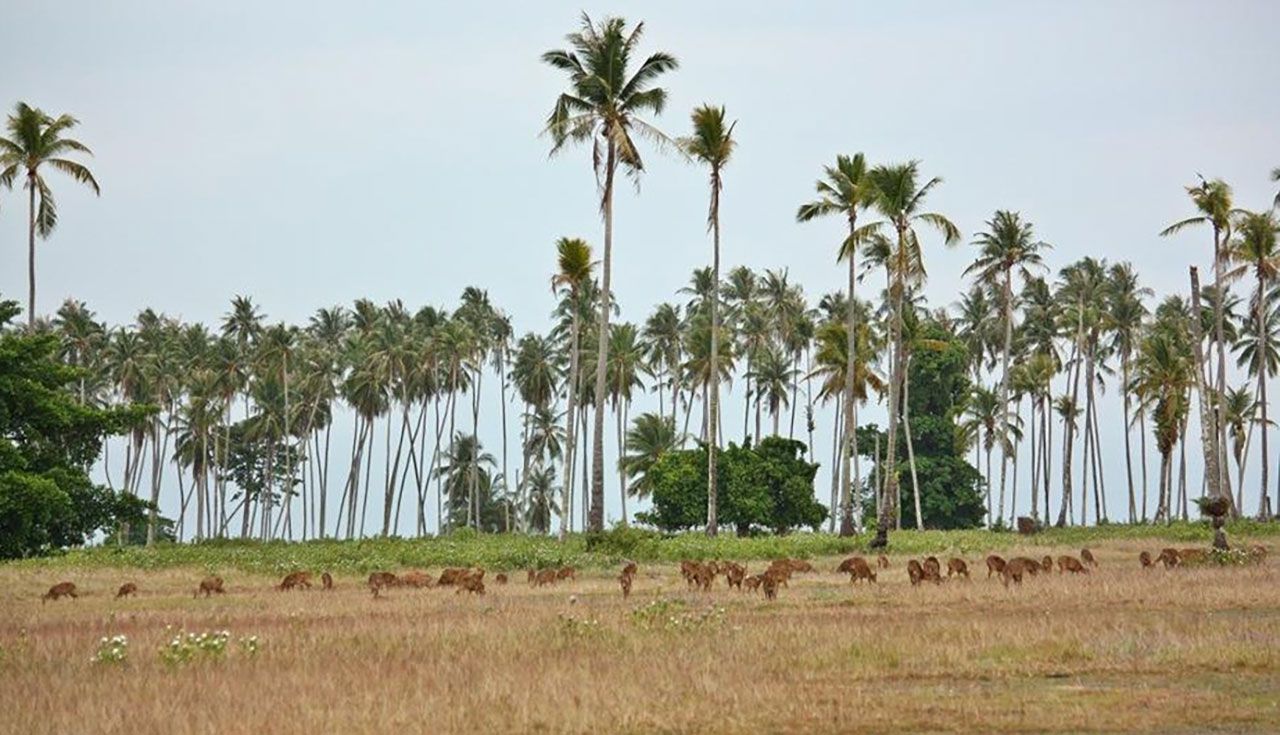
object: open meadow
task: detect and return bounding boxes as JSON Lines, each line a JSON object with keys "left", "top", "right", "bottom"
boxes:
{"left": 2, "top": 529, "right": 1278, "bottom": 734}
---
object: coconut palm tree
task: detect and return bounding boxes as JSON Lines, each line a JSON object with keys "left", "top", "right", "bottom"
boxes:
{"left": 607, "top": 322, "right": 646, "bottom": 524}
{"left": 642, "top": 302, "right": 683, "bottom": 423}
{"left": 750, "top": 345, "right": 794, "bottom": 437}
{"left": 620, "top": 412, "right": 680, "bottom": 500}
{"left": 1161, "top": 176, "right": 1237, "bottom": 504}
{"left": 1104, "top": 263, "right": 1151, "bottom": 523}
{"left": 0, "top": 102, "right": 101, "bottom": 326}
{"left": 681, "top": 103, "right": 736, "bottom": 536}
{"left": 796, "top": 153, "right": 878, "bottom": 536}
{"left": 550, "top": 237, "right": 594, "bottom": 538}
{"left": 543, "top": 13, "right": 679, "bottom": 533}
{"left": 1132, "top": 328, "right": 1193, "bottom": 523}
{"left": 1229, "top": 209, "right": 1280, "bottom": 518}
{"left": 965, "top": 210, "right": 1050, "bottom": 524}
{"left": 860, "top": 161, "right": 960, "bottom": 547}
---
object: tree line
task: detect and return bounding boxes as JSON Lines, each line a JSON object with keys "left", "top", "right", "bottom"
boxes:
{"left": 2, "top": 14, "right": 1279, "bottom": 550}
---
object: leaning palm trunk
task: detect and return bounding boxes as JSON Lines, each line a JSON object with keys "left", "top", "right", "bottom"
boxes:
{"left": 873, "top": 231, "right": 907, "bottom": 548}
{"left": 903, "top": 355, "right": 923, "bottom": 530}
{"left": 1188, "top": 267, "right": 1226, "bottom": 507}
{"left": 1122, "top": 352, "right": 1137, "bottom": 523}
{"left": 589, "top": 142, "right": 618, "bottom": 533}
{"left": 1057, "top": 307, "right": 1084, "bottom": 527}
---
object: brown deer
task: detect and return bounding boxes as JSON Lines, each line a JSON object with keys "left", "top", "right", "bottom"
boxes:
{"left": 321, "top": 572, "right": 334, "bottom": 590}
{"left": 621, "top": 561, "right": 638, "bottom": 577}
{"left": 1080, "top": 548, "right": 1098, "bottom": 567}
{"left": 437, "top": 568, "right": 468, "bottom": 586}
{"left": 946, "top": 558, "right": 969, "bottom": 579}
{"left": 1056, "top": 555, "right": 1088, "bottom": 574}
{"left": 1001, "top": 557, "right": 1033, "bottom": 586}
{"left": 877, "top": 555, "right": 890, "bottom": 569}
{"left": 836, "top": 556, "right": 866, "bottom": 574}
{"left": 368, "top": 571, "right": 397, "bottom": 598}
{"left": 398, "top": 570, "right": 434, "bottom": 589}
{"left": 907, "top": 559, "right": 925, "bottom": 586}
{"left": 277, "top": 571, "right": 313, "bottom": 591}
{"left": 556, "top": 566, "right": 577, "bottom": 581}
{"left": 1156, "top": 548, "right": 1180, "bottom": 569}
{"left": 618, "top": 571, "right": 634, "bottom": 598}
{"left": 495, "top": 573, "right": 508, "bottom": 585}
{"left": 1179, "top": 548, "right": 1207, "bottom": 564}
{"left": 985, "top": 554, "right": 1007, "bottom": 578}
{"left": 743, "top": 574, "right": 763, "bottom": 592}
{"left": 922, "top": 557, "right": 943, "bottom": 584}
{"left": 533, "top": 568, "right": 559, "bottom": 587}
{"left": 843, "top": 557, "right": 877, "bottom": 585}
{"left": 1138, "top": 551, "right": 1153, "bottom": 568}
{"left": 42, "top": 582, "right": 77, "bottom": 603}
{"left": 1008, "top": 557, "right": 1041, "bottom": 576}
{"left": 115, "top": 582, "right": 138, "bottom": 599}
{"left": 194, "top": 576, "right": 225, "bottom": 598}
{"left": 761, "top": 572, "right": 781, "bottom": 600}
{"left": 721, "top": 562, "right": 747, "bottom": 590}
{"left": 787, "top": 559, "right": 815, "bottom": 574}
{"left": 456, "top": 575, "right": 486, "bottom": 595}
{"left": 1040, "top": 556, "right": 1054, "bottom": 573}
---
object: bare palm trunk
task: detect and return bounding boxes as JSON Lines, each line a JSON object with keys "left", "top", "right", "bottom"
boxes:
{"left": 872, "top": 226, "right": 907, "bottom": 549}
{"left": 560, "top": 308, "right": 581, "bottom": 539}
{"left": 588, "top": 143, "right": 618, "bottom": 533}
{"left": 829, "top": 391, "right": 842, "bottom": 533}
{"left": 707, "top": 183, "right": 721, "bottom": 536}
{"left": 1258, "top": 277, "right": 1272, "bottom": 520}
{"left": 903, "top": 355, "right": 922, "bottom": 530}
{"left": 1057, "top": 307, "right": 1084, "bottom": 527}
{"left": 996, "top": 268, "right": 1013, "bottom": 526}
{"left": 1189, "top": 267, "right": 1224, "bottom": 505}
{"left": 1212, "top": 226, "right": 1235, "bottom": 514}
{"left": 27, "top": 179, "right": 36, "bottom": 326}
{"left": 839, "top": 220, "right": 859, "bottom": 536}
{"left": 1122, "top": 352, "right": 1136, "bottom": 523}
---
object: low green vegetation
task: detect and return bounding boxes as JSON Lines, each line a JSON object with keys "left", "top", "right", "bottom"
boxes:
{"left": 9, "top": 521, "right": 1276, "bottom": 576}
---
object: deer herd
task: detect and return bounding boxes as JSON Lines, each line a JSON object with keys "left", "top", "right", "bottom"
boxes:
{"left": 34, "top": 544, "right": 1269, "bottom": 605}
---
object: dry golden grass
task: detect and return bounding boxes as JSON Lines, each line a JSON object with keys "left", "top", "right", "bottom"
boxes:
{"left": 1, "top": 538, "right": 1278, "bottom": 734}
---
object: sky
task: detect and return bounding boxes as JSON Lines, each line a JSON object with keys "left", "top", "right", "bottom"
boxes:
{"left": 3, "top": 1, "right": 1279, "bottom": 534}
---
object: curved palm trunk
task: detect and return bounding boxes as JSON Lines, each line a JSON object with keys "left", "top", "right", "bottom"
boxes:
{"left": 903, "top": 355, "right": 922, "bottom": 530}
{"left": 1057, "top": 306, "right": 1084, "bottom": 527}
{"left": 872, "top": 225, "right": 907, "bottom": 548}
{"left": 707, "top": 179, "right": 721, "bottom": 536}
{"left": 839, "top": 215, "right": 858, "bottom": 537}
{"left": 1188, "top": 267, "right": 1225, "bottom": 507}
{"left": 1212, "top": 225, "right": 1235, "bottom": 514}
{"left": 589, "top": 142, "right": 617, "bottom": 533}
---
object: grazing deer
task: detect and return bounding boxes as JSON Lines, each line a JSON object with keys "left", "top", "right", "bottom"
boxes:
{"left": 618, "top": 571, "right": 634, "bottom": 598}
{"left": 761, "top": 572, "right": 781, "bottom": 600}
{"left": 1138, "top": 551, "right": 1154, "bottom": 568}
{"left": 621, "top": 561, "right": 638, "bottom": 577}
{"left": 922, "top": 557, "right": 942, "bottom": 584}
{"left": 533, "top": 568, "right": 559, "bottom": 587}
{"left": 321, "top": 572, "right": 334, "bottom": 590}
{"left": 115, "top": 582, "right": 138, "bottom": 599}
{"left": 437, "top": 568, "right": 468, "bottom": 586}
{"left": 495, "top": 573, "right": 508, "bottom": 585}
{"left": 1001, "top": 558, "right": 1033, "bottom": 586}
{"left": 1157, "top": 548, "right": 1181, "bottom": 569}
{"left": 1056, "top": 555, "right": 1088, "bottom": 574}
{"left": 42, "top": 582, "right": 77, "bottom": 603}
{"left": 1040, "top": 556, "right": 1054, "bottom": 573}
{"left": 368, "top": 572, "right": 397, "bottom": 598}
{"left": 878, "top": 555, "right": 890, "bottom": 569}
{"left": 787, "top": 559, "right": 815, "bottom": 574}
{"left": 556, "top": 566, "right": 576, "bottom": 581}
{"left": 743, "top": 574, "right": 763, "bottom": 593}
{"left": 946, "top": 558, "right": 969, "bottom": 579}
{"left": 277, "top": 571, "right": 313, "bottom": 591}
{"left": 842, "top": 557, "right": 877, "bottom": 585}
{"left": 1080, "top": 548, "right": 1098, "bottom": 567}
{"left": 907, "top": 559, "right": 925, "bottom": 586}
{"left": 836, "top": 556, "right": 866, "bottom": 575}
{"left": 1008, "top": 557, "right": 1041, "bottom": 576}
{"left": 985, "top": 555, "right": 1007, "bottom": 578}
{"left": 398, "top": 571, "right": 433, "bottom": 589}
{"left": 194, "top": 576, "right": 225, "bottom": 598}
{"left": 1179, "top": 548, "right": 1207, "bottom": 564}
{"left": 721, "top": 562, "right": 746, "bottom": 590}
{"left": 456, "top": 575, "right": 485, "bottom": 595}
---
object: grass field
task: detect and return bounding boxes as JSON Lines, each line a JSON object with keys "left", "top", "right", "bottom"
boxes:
{"left": 2, "top": 527, "right": 1278, "bottom": 734}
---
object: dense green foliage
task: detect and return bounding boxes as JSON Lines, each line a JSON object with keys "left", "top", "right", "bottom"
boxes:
{"left": 0, "top": 298, "right": 150, "bottom": 558}
{"left": 860, "top": 322, "right": 986, "bottom": 530}
{"left": 639, "top": 437, "right": 827, "bottom": 534}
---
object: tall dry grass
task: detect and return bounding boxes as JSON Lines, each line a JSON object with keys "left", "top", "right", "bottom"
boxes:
{"left": 1, "top": 539, "right": 1277, "bottom": 734}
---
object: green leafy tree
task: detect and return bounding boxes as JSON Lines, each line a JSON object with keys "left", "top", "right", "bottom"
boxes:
{"left": 0, "top": 297, "right": 149, "bottom": 558}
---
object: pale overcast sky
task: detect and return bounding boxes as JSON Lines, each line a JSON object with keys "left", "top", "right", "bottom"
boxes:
{"left": 3, "top": 1, "right": 1278, "bottom": 532}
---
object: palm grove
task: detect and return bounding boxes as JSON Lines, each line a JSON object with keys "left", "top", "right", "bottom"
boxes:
{"left": 3, "top": 16, "right": 1280, "bottom": 553}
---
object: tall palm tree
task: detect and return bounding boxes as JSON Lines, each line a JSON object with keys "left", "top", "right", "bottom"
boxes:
{"left": 550, "top": 237, "right": 594, "bottom": 538}
{"left": 0, "top": 102, "right": 101, "bottom": 326}
{"left": 861, "top": 161, "right": 960, "bottom": 547}
{"left": 1161, "top": 176, "right": 1236, "bottom": 507}
{"left": 1105, "top": 263, "right": 1152, "bottom": 523}
{"left": 965, "top": 210, "right": 1049, "bottom": 525}
{"left": 1132, "top": 329, "right": 1193, "bottom": 523}
{"left": 608, "top": 322, "right": 646, "bottom": 525}
{"left": 796, "top": 153, "right": 878, "bottom": 536}
{"left": 1229, "top": 209, "right": 1280, "bottom": 518}
{"left": 543, "top": 13, "right": 678, "bottom": 533}
{"left": 642, "top": 303, "right": 682, "bottom": 423}
{"left": 681, "top": 104, "right": 736, "bottom": 536}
